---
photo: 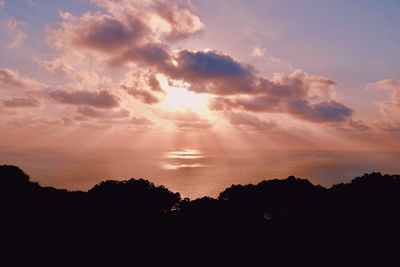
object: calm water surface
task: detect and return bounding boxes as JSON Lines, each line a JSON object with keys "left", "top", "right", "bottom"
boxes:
{"left": 1, "top": 148, "right": 399, "bottom": 199}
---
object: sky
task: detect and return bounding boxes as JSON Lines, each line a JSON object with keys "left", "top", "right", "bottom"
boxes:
{"left": 1, "top": 0, "right": 400, "bottom": 152}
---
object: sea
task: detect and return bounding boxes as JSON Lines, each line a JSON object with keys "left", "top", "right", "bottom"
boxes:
{"left": 1, "top": 147, "right": 399, "bottom": 199}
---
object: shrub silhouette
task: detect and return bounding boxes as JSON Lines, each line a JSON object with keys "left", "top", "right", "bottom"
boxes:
{"left": 89, "top": 179, "right": 181, "bottom": 215}
{"left": 1, "top": 164, "right": 399, "bottom": 264}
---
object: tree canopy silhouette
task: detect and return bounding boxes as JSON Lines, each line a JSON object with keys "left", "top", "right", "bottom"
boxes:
{"left": 1, "top": 164, "right": 399, "bottom": 265}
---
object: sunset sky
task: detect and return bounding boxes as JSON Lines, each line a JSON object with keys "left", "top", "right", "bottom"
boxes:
{"left": 1, "top": 0, "right": 400, "bottom": 152}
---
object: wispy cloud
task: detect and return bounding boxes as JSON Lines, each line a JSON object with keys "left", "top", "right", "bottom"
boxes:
{"left": 1, "top": 17, "right": 27, "bottom": 49}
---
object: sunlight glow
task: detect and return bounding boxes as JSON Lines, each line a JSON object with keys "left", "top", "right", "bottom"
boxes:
{"left": 157, "top": 75, "right": 210, "bottom": 113}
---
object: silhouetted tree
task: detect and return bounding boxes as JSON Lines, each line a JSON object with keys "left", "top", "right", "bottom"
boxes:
{"left": 1, "top": 164, "right": 399, "bottom": 265}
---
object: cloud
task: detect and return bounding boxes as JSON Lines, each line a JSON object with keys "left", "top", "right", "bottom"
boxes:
{"left": 1, "top": 17, "right": 27, "bottom": 49}
{"left": 209, "top": 70, "right": 352, "bottom": 123}
{"left": 39, "top": 57, "right": 75, "bottom": 76}
{"left": 0, "top": 0, "right": 4, "bottom": 9}
{"left": 76, "top": 106, "right": 130, "bottom": 119}
{"left": 49, "top": 90, "right": 119, "bottom": 108}
{"left": 288, "top": 100, "right": 353, "bottom": 123}
{"left": 45, "top": 0, "right": 352, "bottom": 125}
{"left": 62, "top": 117, "right": 74, "bottom": 126}
{"left": 91, "top": 0, "right": 204, "bottom": 41}
{"left": 212, "top": 97, "right": 353, "bottom": 123}
{"left": 340, "top": 119, "right": 370, "bottom": 132}
{"left": 39, "top": 57, "right": 111, "bottom": 89}
{"left": 0, "top": 68, "right": 42, "bottom": 91}
{"left": 148, "top": 74, "right": 163, "bottom": 92}
{"left": 88, "top": 115, "right": 154, "bottom": 126}
{"left": 367, "top": 79, "right": 400, "bottom": 131}
{"left": 156, "top": 109, "right": 213, "bottom": 130}
{"left": 175, "top": 121, "right": 212, "bottom": 130}
{"left": 375, "top": 122, "right": 400, "bottom": 133}
{"left": 226, "top": 112, "right": 282, "bottom": 131}
{"left": 1, "top": 97, "right": 40, "bottom": 108}
{"left": 130, "top": 116, "right": 153, "bottom": 125}
{"left": 108, "top": 42, "right": 170, "bottom": 67}
{"left": 156, "top": 51, "right": 350, "bottom": 124}
{"left": 49, "top": 11, "right": 148, "bottom": 53}
{"left": 252, "top": 46, "right": 267, "bottom": 57}
{"left": 157, "top": 109, "right": 201, "bottom": 121}
{"left": 162, "top": 50, "right": 257, "bottom": 95}
{"left": 5, "top": 116, "right": 64, "bottom": 128}
{"left": 250, "top": 46, "right": 293, "bottom": 72}
{"left": 48, "top": 0, "right": 204, "bottom": 66}
{"left": 121, "top": 85, "right": 160, "bottom": 104}
{"left": 120, "top": 70, "right": 164, "bottom": 104}
{"left": 367, "top": 79, "right": 400, "bottom": 91}
{"left": 42, "top": 0, "right": 354, "bottom": 128}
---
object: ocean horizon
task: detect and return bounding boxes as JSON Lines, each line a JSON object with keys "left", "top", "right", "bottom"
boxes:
{"left": 2, "top": 147, "right": 399, "bottom": 199}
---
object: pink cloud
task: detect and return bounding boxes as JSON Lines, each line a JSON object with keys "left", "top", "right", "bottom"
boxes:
{"left": 1, "top": 97, "right": 40, "bottom": 108}
{"left": 367, "top": 79, "right": 400, "bottom": 132}
{"left": 49, "top": 90, "right": 119, "bottom": 109}
{"left": 1, "top": 17, "right": 27, "bottom": 49}
{"left": 121, "top": 85, "right": 160, "bottom": 104}
{"left": 0, "top": 68, "right": 42, "bottom": 91}
{"left": 226, "top": 112, "right": 282, "bottom": 132}
{"left": 76, "top": 106, "right": 130, "bottom": 119}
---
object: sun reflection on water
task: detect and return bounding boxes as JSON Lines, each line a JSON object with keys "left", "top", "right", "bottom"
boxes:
{"left": 163, "top": 163, "right": 207, "bottom": 170}
{"left": 165, "top": 149, "right": 204, "bottom": 159}
{"left": 163, "top": 149, "right": 207, "bottom": 170}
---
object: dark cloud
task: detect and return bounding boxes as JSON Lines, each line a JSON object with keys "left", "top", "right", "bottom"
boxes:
{"left": 158, "top": 52, "right": 352, "bottom": 123}
{"left": 48, "top": 11, "right": 149, "bottom": 54}
{"left": 211, "top": 96, "right": 353, "bottom": 123}
{"left": 122, "top": 85, "right": 160, "bottom": 104}
{"left": 49, "top": 90, "right": 119, "bottom": 108}
{"left": 1, "top": 97, "right": 40, "bottom": 108}
{"left": 210, "top": 96, "right": 281, "bottom": 112}
{"left": 73, "top": 16, "right": 146, "bottom": 52}
{"left": 76, "top": 106, "right": 130, "bottom": 119}
{"left": 148, "top": 74, "right": 163, "bottom": 92}
{"left": 108, "top": 42, "right": 170, "bottom": 67}
{"left": 287, "top": 100, "right": 353, "bottom": 123}
{"left": 226, "top": 112, "right": 281, "bottom": 131}
{"left": 208, "top": 70, "right": 352, "bottom": 123}
{"left": 49, "top": 0, "right": 204, "bottom": 67}
{"left": 91, "top": 0, "right": 204, "bottom": 41}
{"left": 163, "top": 50, "right": 258, "bottom": 95}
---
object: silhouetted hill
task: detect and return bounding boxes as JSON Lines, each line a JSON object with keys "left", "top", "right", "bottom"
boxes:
{"left": 1, "top": 165, "right": 399, "bottom": 265}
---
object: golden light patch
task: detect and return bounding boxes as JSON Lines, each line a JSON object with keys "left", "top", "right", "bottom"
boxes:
{"left": 157, "top": 75, "right": 210, "bottom": 113}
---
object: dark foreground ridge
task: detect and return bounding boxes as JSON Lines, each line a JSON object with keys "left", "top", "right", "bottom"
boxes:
{"left": 1, "top": 164, "right": 400, "bottom": 265}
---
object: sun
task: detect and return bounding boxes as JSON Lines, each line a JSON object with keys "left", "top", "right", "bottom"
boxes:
{"left": 157, "top": 75, "right": 210, "bottom": 113}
